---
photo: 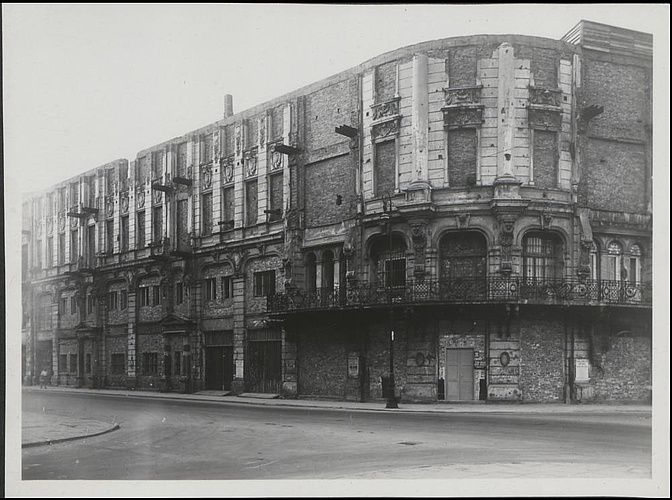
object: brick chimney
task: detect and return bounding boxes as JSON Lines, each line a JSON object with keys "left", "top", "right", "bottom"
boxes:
{"left": 223, "top": 94, "right": 234, "bottom": 118}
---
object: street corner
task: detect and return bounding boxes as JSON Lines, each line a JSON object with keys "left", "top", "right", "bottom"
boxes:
{"left": 22, "top": 411, "right": 120, "bottom": 448}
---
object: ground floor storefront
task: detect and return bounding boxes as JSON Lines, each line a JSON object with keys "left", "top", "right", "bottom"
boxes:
{"left": 23, "top": 305, "right": 651, "bottom": 404}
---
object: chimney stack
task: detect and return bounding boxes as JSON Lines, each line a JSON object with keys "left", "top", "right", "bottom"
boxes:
{"left": 223, "top": 94, "right": 234, "bottom": 118}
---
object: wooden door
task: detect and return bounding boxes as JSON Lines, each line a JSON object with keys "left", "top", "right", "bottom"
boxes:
{"left": 205, "top": 347, "right": 224, "bottom": 390}
{"left": 445, "top": 348, "right": 474, "bottom": 401}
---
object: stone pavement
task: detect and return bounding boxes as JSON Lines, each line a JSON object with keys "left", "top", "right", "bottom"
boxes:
{"left": 22, "top": 385, "right": 652, "bottom": 448}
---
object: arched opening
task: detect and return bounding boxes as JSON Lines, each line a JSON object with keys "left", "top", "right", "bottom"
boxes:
{"left": 522, "top": 232, "right": 564, "bottom": 280}
{"left": 305, "top": 253, "right": 317, "bottom": 291}
{"left": 589, "top": 240, "right": 600, "bottom": 281}
{"left": 370, "top": 235, "right": 407, "bottom": 288}
{"left": 628, "top": 244, "right": 642, "bottom": 285}
{"left": 605, "top": 241, "right": 624, "bottom": 282}
{"left": 438, "top": 231, "right": 487, "bottom": 299}
{"left": 322, "top": 250, "right": 335, "bottom": 290}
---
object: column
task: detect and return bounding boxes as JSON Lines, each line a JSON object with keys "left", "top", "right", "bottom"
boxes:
{"left": 412, "top": 54, "right": 429, "bottom": 183}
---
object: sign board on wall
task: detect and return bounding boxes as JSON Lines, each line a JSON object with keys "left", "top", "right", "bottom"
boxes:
{"left": 235, "top": 359, "right": 244, "bottom": 379}
{"left": 575, "top": 358, "right": 590, "bottom": 382}
{"left": 348, "top": 352, "right": 359, "bottom": 378}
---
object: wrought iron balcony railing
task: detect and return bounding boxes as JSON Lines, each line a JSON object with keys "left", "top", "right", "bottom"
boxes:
{"left": 268, "top": 278, "right": 652, "bottom": 313}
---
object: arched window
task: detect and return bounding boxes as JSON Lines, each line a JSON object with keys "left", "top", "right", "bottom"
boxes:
{"left": 522, "top": 232, "right": 563, "bottom": 280}
{"left": 322, "top": 251, "right": 335, "bottom": 290}
{"left": 370, "top": 235, "right": 407, "bottom": 288}
{"left": 305, "top": 253, "right": 317, "bottom": 291}
{"left": 606, "top": 241, "right": 623, "bottom": 281}
{"left": 439, "top": 232, "right": 487, "bottom": 280}
{"left": 628, "top": 244, "right": 642, "bottom": 284}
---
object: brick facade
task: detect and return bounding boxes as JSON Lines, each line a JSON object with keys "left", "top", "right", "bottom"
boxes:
{"left": 22, "top": 21, "right": 652, "bottom": 405}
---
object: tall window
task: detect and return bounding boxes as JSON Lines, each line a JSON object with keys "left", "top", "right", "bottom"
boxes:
{"left": 606, "top": 241, "right": 623, "bottom": 281}
{"left": 87, "top": 293, "right": 94, "bottom": 315}
{"left": 246, "top": 180, "right": 258, "bottom": 226}
{"left": 108, "top": 291, "right": 119, "bottom": 311}
{"left": 153, "top": 206, "right": 163, "bottom": 243}
{"left": 120, "top": 290, "right": 128, "bottom": 310}
{"left": 439, "top": 232, "right": 487, "bottom": 280}
{"left": 121, "top": 215, "right": 129, "bottom": 252}
{"left": 46, "top": 237, "right": 53, "bottom": 268}
{"left": 70, "top": 229, "right": 78, "bottom": 263}
{"left": 151, "top": 150, "right": 163, "bottom": 180}
{"left": 589, "top": 242, "right": 600, "bottom": 281}
{"left": 177, "top": 142, "right": 188, "bottom": 176}
{"left": 522, "top": 233, "right": 563, "bottom": 280}
{"left": 204, "top": 278, "right": 217, "bottom": 301}
{"left": 254, "top": 271, "right": 276, "bottom": 297}
{"left": 106, "top": 219, "right": 115, "bottom": 254}
{"left": 139, "top": 286, "right": 150, "bottom": 307}
{"left": 201, "top": 133, "right": 213, "bottom": 164}
{"left": 137, "top": 211, "right": 146, "bottom": 248}
{"left": 69, "top": 354, "right": 78, "bottom": 374}
{"left": 222, "top": 186, "right": 235, "bottom": 226}
{"left": 374, "top": 140, "right": 396, "bottom": 197}
{"left": 142, "top": 352, "right": 158, "bottom": 375}
{"left": 629, "top": 244, "right": 642, "bottom": 284}
{"left": 58, "top": 232, "right": 66, "bottom": 266}
{"left": 70, "top": 296, "right": 77, "bottom": 315}
{"left": 111, "top": 353, "right": 125, "bottom": 375}
{"left": 152, "top": 285, "right": 161, "bottom": 306}
{"left": 176, "top": 282, "right": 184, "bottom": 305}
{"left": 37, "top": 294, "right": 52, "bottom": 330}
{"left": 322, "top": 250, "right": 335, "bottom": 290}
{"left": 35, "top": 239, "right": 42, "bottom": 269}
{"left": 202, "top": 192, "right": 213, "bottom": 235}
{"left": 269, "top": 173, "right": 283, "bottom": 222}
{"left": 221, "top": 276, "right": 233, "bottom": 299}
{"left": 305, "top": 253, "right": 317, "bottom": 291}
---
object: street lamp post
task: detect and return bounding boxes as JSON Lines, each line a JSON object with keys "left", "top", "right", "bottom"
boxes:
{"left": 382, "top": 192, "right": 398, "bottom": 409}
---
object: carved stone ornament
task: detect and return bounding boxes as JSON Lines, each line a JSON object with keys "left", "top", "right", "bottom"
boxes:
{"left": 528, "top": 108, "right": 562, "bottom": 131}
{"left": 443, "top": 108, "right": 483, "bottom": 129}
{"left": 222, "top": 158, "right": 234, "bottom": 183}
{"left": 104, "top": 197, "right": 114, "bottom": 218}
{"left": 371, "top": 97, "right": 400, "bottom": 121}
{"left": 202, "top": 165, "right": 212, "bottom": 190}
{"left": 371, "top": 119, "right": 400, "bottom": 141}
{"left": 58, "top": 211, "right": 66, "bottom": 231}
{"left": 120, "top": 193, "right": 129, "bottom": 214}
{"left": 153, "top": 189, "right": 162, "bottom": 205}
{"left": 529, "top": 87, "right": 562, "bottom": 107}
{"left": 137, "top": 187, "right": 145, "bottom": 208}
{"left": 270, "top": 150, "right": 283, "bottom": 171}
{"left": 46, "top": 218, "right": 53, "bottom": 235}
{"left": 245, "top": 153, "right": 257, "bottom": 177}
{"left": 259, "top": 118, "right": 266, "bottom": 147}
{"left": 456, "top": 213, "right": 471, "bottom": 229}
{"left": 235, "top": 126, "right": 242, "bottom": 156}
{"left": 70, "top": 215, "right": 79, "bottom": 228}
{"left": 444, "top": 86, "right": 482, "bottom": 107}
{"left": 36, "top": 221, "right": 43, "bottom": 237}
{"left": 213, "top": 128, "right": 221, "bottom": 160}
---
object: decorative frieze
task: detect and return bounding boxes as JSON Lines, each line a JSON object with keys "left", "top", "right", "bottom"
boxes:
{"left": 371, "top": 119, "right": 400, "bottom": 142}
{"left": 528, "top": 86, "right": 563, "bottom": 131}
{"left": 442, "top": 85, "right": 484, "bottom": 130}
{"left": 371, "top": 97, "right": 400, "bottom": 121}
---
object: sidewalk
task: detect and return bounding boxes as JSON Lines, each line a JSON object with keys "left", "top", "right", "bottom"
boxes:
{"left": 22, "top": 385, "right": 652, "bottom": 448}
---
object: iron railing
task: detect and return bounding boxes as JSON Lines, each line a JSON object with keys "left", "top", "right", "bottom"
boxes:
{"left": 268, "top": 278, "right": 652, "bottom": 313}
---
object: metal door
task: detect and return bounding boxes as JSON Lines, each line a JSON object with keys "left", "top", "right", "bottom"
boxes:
{"left": 445, "top": 348, "right": 474, "bottom": 401}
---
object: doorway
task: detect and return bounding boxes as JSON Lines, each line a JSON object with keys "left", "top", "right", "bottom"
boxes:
{"left": 445, "top": 348, "right": 474, "bottom": 401}
{"left": 204, "top": 346, "right": 234, "bottom": 391}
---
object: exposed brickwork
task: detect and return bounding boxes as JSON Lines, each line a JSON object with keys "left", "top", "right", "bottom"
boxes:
{"left": 366, "top": 319, "right": 408, "bottom": 400}
{"left": 447, "top": 129, "right": 477, "bottom": 187}
{"left": 202, "top": 264, "right": 235, "bottom": 318}
{"left": 304, "top": 79, "right": 354, "bottom": 151}
{"left": 106, "top": 335, "right": 127, "bottom": 387}
{"left": 447, "top": 45, "right": 498, "bottom": 87}
{"left": 583, "top": 60, "right": 649, "bottom": 141}
{"left": 583, "top": 139, "right": 647, "bottom": 212}
{"left": 516, "top": 45, "right": 560, "bottom": 88}
{"left": 375, "top": 61, "right": 397, "bottom": 101}
{"left": 245, "top": 256, "right": 283, "bottom": 315}
{"left": 298, "top": 329, "right": 348, "bottom": 398}
{"left": 374, "top": 140, "right": 396, "bottom": 196}
{"left": 533, "top": 130, "right": 558, "bottom": 188}
{"left": 107, "top": 280, "right": 129, "bottom": 325}
{"left": 138, "top": 276, "right": 164, "bottom": 323}
{"left": 591, "top": 335, "right": 651, "bottom": 401}
{"left": 136, "top": 332, "right": 164, "bottom": 389}
{"left": 519, "top": 318, "right": 565, "bottom": 402}
{"left": 304, "top": 155, "right": 356, "bottom": 228}
{"left": 245, "top": 180, "right": 258, "bottom": 226}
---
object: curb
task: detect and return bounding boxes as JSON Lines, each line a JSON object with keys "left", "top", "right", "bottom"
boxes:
{"left": 22, "top": 423, "right": 121, "bottom": 449}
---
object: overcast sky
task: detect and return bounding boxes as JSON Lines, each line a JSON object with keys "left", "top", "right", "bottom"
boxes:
{"left": 2, "top": 3, "right": 668, "bottom": 195}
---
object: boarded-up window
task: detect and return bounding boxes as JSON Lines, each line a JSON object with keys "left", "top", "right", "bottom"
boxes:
{"left": 225, "top": 125, "right": 235, "bottom": 156}
{"left": 222, "top": 187, "right": 235, "bottom": 225}
{"left": 448, "top": 129, "right": 477, "bottom": 187}
{"left": 201, "top": 133, "right": 213, "bottom": 164}
{"left": 269, "top": 173, "right": 283, "bottom": 222}
{"left": 375, "top": 62, "right": 397, "bottom": 102}
{"left": 533, "top": 130, "right": 558, "bottom": 189}
{"left": 121, "top": 215, "right": 129, "bottom": 252}
{"left": 153, "top": 206, "right": 163, "bottom": 243}
{"left": 375, "top": 140, "right": 396, "bottom": 197}
{"left": 246, "top": 180, "right": 258, "bottom": 226}
{"left": 272, "top": 106, "right": 284, "bottom": 140}
{"left": 136, "top": 212, "right": 145, "bottom": 249}
{"left": 449, "top": 47, "right": 478, "bottom": 87}
{"left": 531, "top": 48, "right": 558, "bottom": 89}
{"left": 202, "top": 192, "right": 213, "bottom": 235}
{"left": 177, "top": 142, "right": 188, "bottom": 176}
{"left": 151, "top": 151, "right": 163, "bottom": 179}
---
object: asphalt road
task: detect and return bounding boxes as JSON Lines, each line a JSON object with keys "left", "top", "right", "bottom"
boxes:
{"left": 22, "top": 391, "right": 651, "bottom": 480}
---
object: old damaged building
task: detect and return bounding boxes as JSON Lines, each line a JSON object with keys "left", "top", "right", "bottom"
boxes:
{"left": 22, "top": 20, "right": 653, "bottom": 403}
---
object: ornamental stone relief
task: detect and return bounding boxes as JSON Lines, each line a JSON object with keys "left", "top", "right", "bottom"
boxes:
{"left": 245, "top": 153, "right": 258, "bottom": 177}
{"left": 443, "top": 86, "right": 482, "bottom": 107}
{"left": 120, "top": 193, "right": 129, "bottom": 214}
{"left": 529, "top": 87, "right": 562, "bottom": 107}
{"left": 105, "top": 197, "right": 114, "bottom": 218}
{"left": 137, "top": 187, "right": 145, "bottom": 208}
{"left": 259, "top": 118, "right": 266, "bottom": 147}
{"left": 58, "top": 212, "right": 66, "bottom": 232}
{"left": 443, "top": 108, "right": 484, "bottom": 129}
{"left": 153, "top": 189, "right": 162, "bottom": 205}
{"left": 371, "top": 119, "right": 399, "bottom": 141}
{"left": 222, "top": 158, "right": 234, "bottom": 183}
{"left": 46, "top": 218, "right": 53, "bottom": 235}
{"left": 213, "top": 128, "right": 221, "bottom": 160}
{"left": 202, "top": 165, "right": 212, "bottom": 190}
{"left": 528, "top": 108, "right": 562, "bottom": 131}
{"left": 270, "top": 150, "right": 283, "bottom": 171}
{"left": 235, "top": 127, "right": 242, "bottom": 156}
{"left": 371, "top": 97, "right": 400, "bottom": 121}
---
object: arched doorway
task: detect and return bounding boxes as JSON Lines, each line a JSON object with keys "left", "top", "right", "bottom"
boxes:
{"left": 370, "top": 235, "right": 407, "bottom": 289}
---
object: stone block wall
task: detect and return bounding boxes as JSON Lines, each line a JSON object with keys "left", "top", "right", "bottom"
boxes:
{"left": 304, "top": 154, "right": 356, "bottom": 228}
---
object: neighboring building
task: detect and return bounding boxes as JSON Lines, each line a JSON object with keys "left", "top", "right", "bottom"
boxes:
{"left": 22, "top": 20, "right": 652, "bottom": 403}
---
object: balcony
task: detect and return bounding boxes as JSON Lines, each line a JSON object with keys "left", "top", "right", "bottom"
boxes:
{"left": 268, "top": 278, "right": 652, "bottom": 314}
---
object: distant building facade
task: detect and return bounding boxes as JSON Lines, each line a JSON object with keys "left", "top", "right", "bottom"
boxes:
{"left": 22, "top": 21, "right": 652, "bottom": 403}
